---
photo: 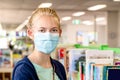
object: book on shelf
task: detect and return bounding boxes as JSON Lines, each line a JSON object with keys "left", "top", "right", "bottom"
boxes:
{"left": 68, "top": 49, "right": 86, "bottom": 73}
{"left": 68, "top": 49, "right": 86, "bottom": 80}
{"left": 108, "top": 68, "right": 120, "bottom": 80}
{"left": 79, "top": 62, "right": 85, "bottom": 80}
{"left": 115, "top": 61, "right": 120, "bottom": 65}
{"left": 0, "top": 49, "right": 11, "bottom": 67}
{"left": 0, "top": 49, "right": 22, "bottom": 68}
{"left": 85, "top": 50, "right": 114, "bottom": 80}
{"left": 92, "top": 64, "right": 110, "bottom": 80}
{"left": 103, "top": 65, "right": 120, "bottom": 80}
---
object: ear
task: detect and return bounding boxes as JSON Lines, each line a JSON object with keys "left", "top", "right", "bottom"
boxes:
{"left": 59, "top": 29, "right": 62, "bottom": 37}
{"left": 27, "top": 28, "right": 34, "bottom": 40}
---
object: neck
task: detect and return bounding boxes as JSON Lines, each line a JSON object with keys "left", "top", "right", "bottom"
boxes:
{"left": 28, "top": 50, "right": 52, "bottom": 68}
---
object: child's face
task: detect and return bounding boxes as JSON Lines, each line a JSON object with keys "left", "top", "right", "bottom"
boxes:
{"left": 27, "top": 15, "right": 61, "bottom": 39}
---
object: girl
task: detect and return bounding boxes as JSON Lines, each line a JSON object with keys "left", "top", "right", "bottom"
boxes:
{"left": 12, "top": 8, "right": 66, "bottom": 80}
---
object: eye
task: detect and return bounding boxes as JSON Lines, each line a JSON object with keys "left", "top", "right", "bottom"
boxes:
{"left": 50, "top": 28, "right": 59, "bottom": 33}
{"left": 38, "top": 29, "right": 46, "bottom": 33}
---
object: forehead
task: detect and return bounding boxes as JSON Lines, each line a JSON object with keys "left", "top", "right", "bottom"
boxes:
{"left": 32, "top": 15, "right": 58, "bottom": 29}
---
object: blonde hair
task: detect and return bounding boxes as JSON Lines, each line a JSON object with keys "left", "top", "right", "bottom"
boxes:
{"left": 27, "top": 8, "right": 60, "bottom": 28}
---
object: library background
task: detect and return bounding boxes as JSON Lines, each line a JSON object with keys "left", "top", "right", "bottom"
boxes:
{"left": 0, "top": 0, "right": 120, "bottom": 80}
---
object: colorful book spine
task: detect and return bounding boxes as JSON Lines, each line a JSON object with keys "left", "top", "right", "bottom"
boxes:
{"left": 79, "top": 62, "right": 85, "bottom": 80}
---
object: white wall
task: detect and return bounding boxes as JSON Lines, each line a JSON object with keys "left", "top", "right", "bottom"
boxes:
{"left": 60, "top": 23, "right": 107, "bottom": 45}
{"left": 107, "top": 11, "right": 119, "bottom": 47}
{"left": 97, "top": 25, "right": 107, "bottom": 45}
{"left": 59, "top": 11, "right": 120, "bottom": 47}
{"left": 118, "top": 11, "right": 120, "bottom": 47}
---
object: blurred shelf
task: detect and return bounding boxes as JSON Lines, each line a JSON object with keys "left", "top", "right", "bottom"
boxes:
{"left": 0, "top": 67, "right": 13, "bottom": 73}
{"left": 0, "top": 67, "right": 13, "bottom": 80}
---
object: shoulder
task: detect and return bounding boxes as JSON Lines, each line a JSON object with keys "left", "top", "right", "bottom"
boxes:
{"left": 14, "top": 56, "right": 33, "bottom": 70}
{"left": 12, "top": 56, "right": 36, "bottom": 80}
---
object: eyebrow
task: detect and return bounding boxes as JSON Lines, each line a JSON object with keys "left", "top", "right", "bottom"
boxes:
{"left": 51, "top": 27, "right": 58, "bottom": 29}
{"left": 38, "top": 27, "right": 58, "bottom": 29}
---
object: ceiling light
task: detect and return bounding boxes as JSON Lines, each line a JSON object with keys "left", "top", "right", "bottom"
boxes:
{"left": 82, "top": 21, "right": 93, "bottom": 25}
{"left": 72, "top": 12, "right": 85, "bottom": 16}
{"left": 38, "top": 3, "right": 52, "bottom": 8}
{"left": 113, "top": 0, "right": 120, "bottom": 1}
{"left": 88, "top": 4, "right": 107, "bottom": 11}
{"left": 96, "top": 17, "right": 105, "bottom": 21}
{"left": 62, "top": 17, "right": 71, "bottom": 21}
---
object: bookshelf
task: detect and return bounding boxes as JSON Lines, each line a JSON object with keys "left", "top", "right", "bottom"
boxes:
{"left": 63, "top": 47, "right": 120, "bottom": 80}
{"left": 55, "top": 44, "right": 120, "bottom": 80}
{"left": 0, "top": 67, "right": 13, "bottom": 80}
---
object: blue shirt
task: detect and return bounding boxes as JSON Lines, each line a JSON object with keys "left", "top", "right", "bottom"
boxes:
{"left": 12, "top": 56, "right": 67, "bottom": 80}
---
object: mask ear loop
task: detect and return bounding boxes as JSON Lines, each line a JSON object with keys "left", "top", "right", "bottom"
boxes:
{"left": 50, "top": 57, "right": 55, "bottom": 80}
{"left": 52, "top": 64, "right": 55, "bottom": 80}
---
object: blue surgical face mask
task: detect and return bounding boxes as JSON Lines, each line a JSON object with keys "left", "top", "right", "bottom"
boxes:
{"left": 34, "top": 32, "right": 59, "bottom": 54}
